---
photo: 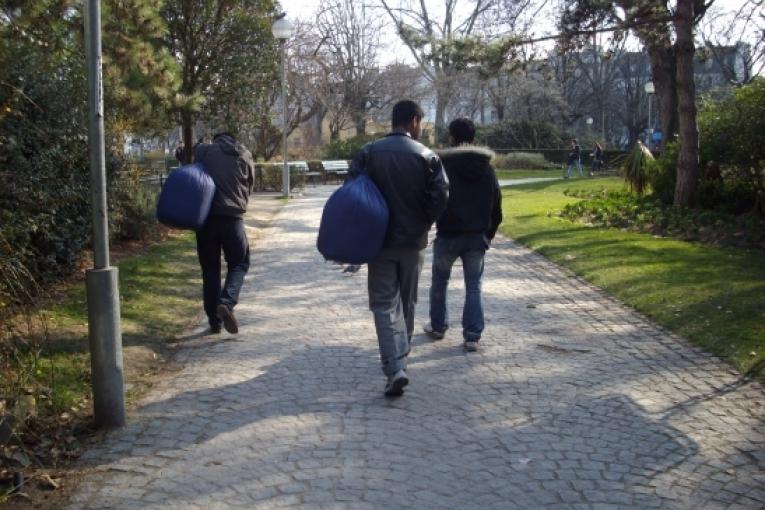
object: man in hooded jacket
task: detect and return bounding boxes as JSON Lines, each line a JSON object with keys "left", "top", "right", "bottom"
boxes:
{"left": 423, "top": 117, "right": 502, "bottom": 351}
{"left": 193, "top": 132, "right": 255, "bottom": 334}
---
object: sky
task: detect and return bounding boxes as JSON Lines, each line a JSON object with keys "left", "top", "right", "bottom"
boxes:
{"left": 280, "top": 0, "right": 759, "bottom": 66}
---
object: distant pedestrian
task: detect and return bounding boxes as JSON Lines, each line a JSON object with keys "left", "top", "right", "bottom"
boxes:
{"left": 564, "top": 139, "right": 583, "bottom": 179}
{"left": 193, "top": 132, "right": 255, "bottom": 334}
{"left": 423, "top": 118, "right": 502, "bottom": 352}
{"left": 174, "top": 143, "right": 185, "bottom": 164}
{"left": 348, "top": 100, "right": 449, "bottom": 397}
{"left": 589, "top": 142, "right": 603, "bottom": 176}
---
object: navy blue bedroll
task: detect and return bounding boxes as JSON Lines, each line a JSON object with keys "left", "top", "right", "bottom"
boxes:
{"left": 317, "top": 173, "right": 389, "bottom": 264}
{"left": 156, "top": 163, "right": 216, "bottom": 231}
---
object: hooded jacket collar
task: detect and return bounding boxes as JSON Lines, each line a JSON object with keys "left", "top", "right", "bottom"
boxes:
{"left": 437, "top": 145, "right": 495, "bottom": 160}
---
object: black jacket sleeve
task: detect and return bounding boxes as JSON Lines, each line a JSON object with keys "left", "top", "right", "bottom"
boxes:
{"left": 424, "top": 155, "right": 449, "bottom": 224}
{"left": 488, "top": 171, "right": 503, "bottom": 242}
{"left": 347, "top": 143, "right": 372, "bottom": 180}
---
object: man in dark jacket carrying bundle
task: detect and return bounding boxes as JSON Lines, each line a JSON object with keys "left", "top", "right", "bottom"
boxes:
{"left": 193, "top": 132, "right": 255, "bottom": 334}
{"left": 423, "top": 118, "right": 502, "bottom": 352}
{"left": 349, "top": 100, "right": 449, "bottom": 397}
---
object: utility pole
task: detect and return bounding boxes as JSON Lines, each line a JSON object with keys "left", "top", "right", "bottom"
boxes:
{"left": 84, "top": 0, "right": 125, "bottom": 428}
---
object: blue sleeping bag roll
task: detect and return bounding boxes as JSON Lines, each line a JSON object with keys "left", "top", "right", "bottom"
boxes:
{"left": 156, "top": 163, "right": 216, "bottom": 231}
{"left": 317, "top": 172, "right": 389, "bottom": 264}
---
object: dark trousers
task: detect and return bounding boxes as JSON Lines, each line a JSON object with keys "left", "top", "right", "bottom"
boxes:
{"left": 195, "top": 215, "right": 250, "bottom": 328}
{"left": 367, "top": 248, "right": 424, "bottom": 376}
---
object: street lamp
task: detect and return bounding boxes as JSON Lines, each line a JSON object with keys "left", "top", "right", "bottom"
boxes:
{"left": 272, "top": 15, "right": 294, "bottom": 198}
{"left": 644, "top": 81, "right": 655, "bottom": 146}
{"left": 84, "top": 0, "right": 125, "bottom": 428}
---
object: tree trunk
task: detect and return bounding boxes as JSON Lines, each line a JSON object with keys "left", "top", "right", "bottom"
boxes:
{"left": 353, "top": 98, "right": 367, "bottom": 135}
{"left": 353, "top": 113, "right": 367, "bottom": 136}
{"left": 181, "top": 110, "right": 193, "bottom": 164}
{"left": 330, "top": 122, "right": 340, "bottom": 142}
{"left": 495, "top": 104, "right": 504, "bottom": 122}
{"left": 647, "top": 46, "right": 679, "bottom": 148}
{"left": 435, "top": 91, "right": 448, "bottom": 135}
{"left": 673, "top": 0, "right": 701, "bottom": 207}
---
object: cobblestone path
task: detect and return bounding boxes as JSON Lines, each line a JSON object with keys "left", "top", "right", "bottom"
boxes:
{"left": 69, "top": 186, "right": 764, "bottom": 509}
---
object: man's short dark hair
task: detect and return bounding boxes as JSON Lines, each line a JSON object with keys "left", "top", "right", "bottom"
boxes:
{"left": 213, "top": 132, "right": 235, "bottom": 141}
{"left": 391, "top": 100, "right": 424, "bottom": 128}
{"left": 448, "top": 117, "right": 476, "bottom": 144}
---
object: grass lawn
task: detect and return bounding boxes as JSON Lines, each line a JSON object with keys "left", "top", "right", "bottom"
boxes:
{"left": 500, "top": 176, "right": 765, "bottom": 378}
{"left": 13, "top": 232, "right": 202, "bottom": 415}
{"left": 496, "top": 169, "right": 563, "bottom": 180}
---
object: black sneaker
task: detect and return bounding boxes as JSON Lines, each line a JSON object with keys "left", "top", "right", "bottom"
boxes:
{"left": 208, "top": 324, "right": 222, "bottom": 335}
{"left": 423, "top": 322, "right": 445, "bottom": 340}
{"left": 216, "top": 304, "right": 239, "bottom": 334}
{"left": 464, "top": 340, "right": 479, "bottom": 352}
{"left": 384, "top": 370, "right": 409, "bottom": 397}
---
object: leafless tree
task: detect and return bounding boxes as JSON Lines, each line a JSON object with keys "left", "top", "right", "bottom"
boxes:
{"left": 378, "top": 0, "right": 536, "bottom": 132}
{"left": 312, "top": 0, "right": 384, "bottom": 137}
{"left": 698, "top": 1, "right": 764, "bottom": 86}
{"left": 368, "top": 63, "right": 431, "bottom": 126}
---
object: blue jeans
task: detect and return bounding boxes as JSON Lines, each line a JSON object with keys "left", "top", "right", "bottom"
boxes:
{"left": 565, "top": 158, "right": 583, "bottom": 178}
{"left": 368, "top": 248, "right": 424, "bottom": 376}
{"left": 195, "top": 215, "right": 250, "bottom": 328}
{"left": 429, "top": 235, "right": 486, "bottom": 342}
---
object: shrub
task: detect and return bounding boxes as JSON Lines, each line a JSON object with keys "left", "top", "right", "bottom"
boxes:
{"left": 620, "top": 142, "right": 654, "bottom": 194}
{"left": 560, "top": 189, "right": 764, "bottom": 248}
{"left": 646, "top": 142, "right": 678, "bottom": 204}
{"left": 698, "top": 78, "right": 765, "bottom": 211}
{"left": 324, "top": 134, "right": 379, "bottom": 160}
{"left": 254, "top": 164, "right": 306, "bottom": 192}
{"left": 491, "top": 152, "right": 548, "bottom": 170}
{"left": 477, "top": 119, "right": 567, "bottom": 149}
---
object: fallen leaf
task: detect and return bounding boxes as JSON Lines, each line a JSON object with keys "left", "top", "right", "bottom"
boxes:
{"left": 10, "top": 451, "right": 31, "bottom": 467}
{"left": 39, "top": 474, "right": 60, "bottom": 490}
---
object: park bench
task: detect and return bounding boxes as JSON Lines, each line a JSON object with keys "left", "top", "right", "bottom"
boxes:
{"left": 321, "top": 160, "right": 349, "bottom": 183}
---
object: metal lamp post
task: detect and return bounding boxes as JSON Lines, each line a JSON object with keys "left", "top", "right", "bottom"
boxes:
{"left": 644, "top": 81, "right": 655, "bottom": 147}
{"left": 84, "top": 0, "right": 125, "bottom": 428}
{"left": 272, "top": 16, "right": 294, "bottom": 198}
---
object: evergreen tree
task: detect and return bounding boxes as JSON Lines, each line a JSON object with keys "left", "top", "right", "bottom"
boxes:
{"left": 161, "top": 0, "right": 279, "bottom": 162}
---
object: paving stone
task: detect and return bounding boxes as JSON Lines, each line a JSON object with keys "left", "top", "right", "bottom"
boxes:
{"left": 64, "top": 188, "right": 765, "bottom": 509}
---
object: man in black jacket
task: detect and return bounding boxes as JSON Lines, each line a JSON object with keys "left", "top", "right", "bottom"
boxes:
{"left": 193, "top": 132, "right": 255, "bottom": 334}
{"left": 349, "top": 100, "right": 449, "bottom": 397}
{"left": 423, "top": 118, "right": 502, "bottom": 352}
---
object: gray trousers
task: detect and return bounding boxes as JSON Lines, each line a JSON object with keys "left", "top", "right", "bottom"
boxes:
{"left": 367, "top": 247, "right": 424, "bottom": 376}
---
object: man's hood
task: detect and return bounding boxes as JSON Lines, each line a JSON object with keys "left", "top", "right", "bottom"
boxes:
{"left": 215, "top": 134, "right": 244, "bottom": 156}
{"left": 437, "top": 145, "right": 495, "bottom": 161}
{"left": 437, "top": 145, "right": 495, "bottom": 181}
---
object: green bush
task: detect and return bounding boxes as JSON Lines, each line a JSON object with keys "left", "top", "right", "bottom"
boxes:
{"left": 323, "top": 134, "right": 379, "bottom": 160}
{"left": 560, "top": 188, "right": 764, "bottom": 248}
{"left": 646, "top": 142, "right": 678, "bottom": 204}
{"left": 476, "top": 120, "right": 567, "bottom": 149}
{"left": 491, "top": 152, "right": 548, "bottom": 170}
{"left": 254, "top": 164, "right": 306, "bottom": 192}
{"left": 620, "top": 142, "right": 654, "bottom": 194}
{"left": 698, "top": 78, "right": 765, "bottom": 211}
